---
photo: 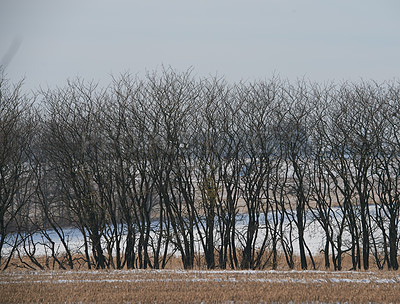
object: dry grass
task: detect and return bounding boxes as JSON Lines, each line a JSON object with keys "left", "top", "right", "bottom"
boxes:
{"left": 1, "top": 268, "right": 400, "bottom": 303}
{"left": 5, "top": 250, "right": 386, "bottom": 272}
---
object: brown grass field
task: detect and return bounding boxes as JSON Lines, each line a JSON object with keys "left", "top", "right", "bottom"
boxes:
{"left": 1, "top": 268, "right": 400, "bottom": 303}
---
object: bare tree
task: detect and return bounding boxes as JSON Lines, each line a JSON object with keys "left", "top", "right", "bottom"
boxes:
{"left": 40, "top": 80, "right": 108, "bottom": 269}
{"left": 235, "top": 80, "right": 280, "bottom": 269}
{"left": 0, "top": 71, "right": 34, "bottom": 270}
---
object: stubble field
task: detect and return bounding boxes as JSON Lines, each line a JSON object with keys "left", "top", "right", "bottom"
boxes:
{"left": 1, "top": 269, "right": 400, "bottom": 303}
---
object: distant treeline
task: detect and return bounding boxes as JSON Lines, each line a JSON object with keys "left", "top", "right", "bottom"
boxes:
{"left": 1, "top": 67, "right": 400, "bottom": 271}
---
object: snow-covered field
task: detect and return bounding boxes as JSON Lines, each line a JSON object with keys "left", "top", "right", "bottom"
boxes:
{"left": 2, "top": 205, "right": 390, "bottom": 268}
{"left": 2, "top": 269, "right": 400, "bottom": 285}
{"left": 3, "top": 211, "right": 327, "bottom": 257}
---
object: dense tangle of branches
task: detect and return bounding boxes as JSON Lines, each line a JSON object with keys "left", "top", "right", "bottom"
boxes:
{"left": 1, "top": 67, "right": 400, "bottom": 271}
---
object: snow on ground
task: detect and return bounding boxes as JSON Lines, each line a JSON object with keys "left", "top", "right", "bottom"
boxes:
{"left": 3, "top": 212, "right": 327, "bottom": 258}
{"left": 2, "top": 205, "right": 388, "bottom": 261}
{"left": 1, "top": 269, "right": 400, "bottom": 285}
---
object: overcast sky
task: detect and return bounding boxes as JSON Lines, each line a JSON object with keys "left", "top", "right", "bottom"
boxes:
{"left": 1, "top": 0, "right": 400, "bottom": 90}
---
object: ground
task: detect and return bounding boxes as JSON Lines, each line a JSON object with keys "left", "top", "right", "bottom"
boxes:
{"left": 1, "top": 269, "right": 400, "bottom": 303}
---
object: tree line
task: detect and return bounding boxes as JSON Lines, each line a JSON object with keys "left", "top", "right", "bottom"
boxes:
{"left": 1, "top": 67, "right": 400, "bottom": 271}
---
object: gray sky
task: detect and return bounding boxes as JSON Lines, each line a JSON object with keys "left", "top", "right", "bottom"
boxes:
{"left": 1, "top": 0, "right": 400, "bottom": 90}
